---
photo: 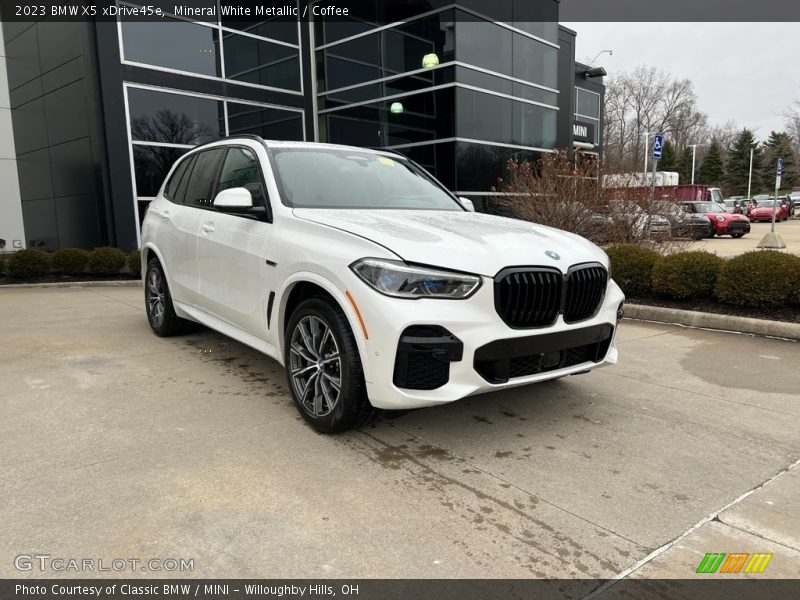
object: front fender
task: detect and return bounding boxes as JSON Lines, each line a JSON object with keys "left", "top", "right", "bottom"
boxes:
{"left": 276, "top": 271, "right": 373, "bottom": 383}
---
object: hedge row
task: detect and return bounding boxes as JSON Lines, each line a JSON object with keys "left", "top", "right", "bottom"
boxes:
{"left": 607, "top": 244, "right": 800, "bottom": 307}
{"left": 2, "top": 247, "right": 142, "bottom": 280}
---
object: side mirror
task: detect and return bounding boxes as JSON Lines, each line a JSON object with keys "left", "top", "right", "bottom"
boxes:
{"left": 458, "top": 197, "right": 475, "bottom": 212}
{"left": 213, "top": 187, "right": 253, "bottom": 212}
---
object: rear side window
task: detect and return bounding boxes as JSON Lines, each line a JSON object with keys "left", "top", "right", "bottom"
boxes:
{"left": 164, "top": 157, "right": 191, "bottom": 202}
{"left": 217, "top": 147, "right": 268, "bottom": 209}
{"left": 183, "top": 149, "right": 225, "bottom": 209}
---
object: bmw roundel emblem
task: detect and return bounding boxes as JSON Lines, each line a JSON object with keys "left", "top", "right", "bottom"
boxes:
{"left": 545, "top": 250, "right": 560, "bottom": 260}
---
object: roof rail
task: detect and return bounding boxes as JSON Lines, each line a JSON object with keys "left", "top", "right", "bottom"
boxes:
{"left": 187, "top": 134, "right": 267, "bottom": 152}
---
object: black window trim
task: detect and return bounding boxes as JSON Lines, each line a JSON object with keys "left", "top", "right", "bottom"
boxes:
{"left": 180, "top": 147, "right": 227, "bottom": 211}
{"left": 215, "top": 144, "right": 274, "bottom": 223}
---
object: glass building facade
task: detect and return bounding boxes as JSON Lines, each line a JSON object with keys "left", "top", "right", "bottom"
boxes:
{"left": 2, "top": 1, "right": 603, "bottom": 250}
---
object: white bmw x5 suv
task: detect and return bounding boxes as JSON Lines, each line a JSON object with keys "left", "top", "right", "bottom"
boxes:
{"left": 141, "top": 135, "right": 624, "bottom": 432}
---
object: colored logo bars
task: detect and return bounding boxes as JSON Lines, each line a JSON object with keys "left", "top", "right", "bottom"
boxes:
{"left": 696, "top": 552, "right": 773, "bottom": 574}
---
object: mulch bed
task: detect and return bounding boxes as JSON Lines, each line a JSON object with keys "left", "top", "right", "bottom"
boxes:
{"left": 628, "top": 295, "right": 800, "bottom": 324}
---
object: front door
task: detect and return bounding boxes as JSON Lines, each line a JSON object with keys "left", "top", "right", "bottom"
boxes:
{"left": 196, "top": 145, "right": 274, "bottom": 341}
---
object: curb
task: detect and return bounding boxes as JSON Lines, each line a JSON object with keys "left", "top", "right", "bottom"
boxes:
{"left": 625, "top": 303, "right": 800, "bottom": 341}
{"left": 0, "top": 280, "right": 141, "bottom": 289}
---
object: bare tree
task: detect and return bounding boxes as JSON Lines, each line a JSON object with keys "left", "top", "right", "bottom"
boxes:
{"left": 781, "top": 99, "right": 800, "bottom": 152}
{"left": 603, "top": 66, "right": 708, "bottom": 172}
{"left": 492, "top": 152, "right": 676, "bottom": 246}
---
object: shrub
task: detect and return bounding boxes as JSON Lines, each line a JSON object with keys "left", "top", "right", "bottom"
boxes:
{"left": 715, "top": 251, "right": 800, "bottom": 307}
{"left": 127, "top": 249, "right": 142, "bottom": 278}
{"left": 605, "top": 244, "right": 660, "bottom": 297}
{"left": 52, "top": 248, "right": 90, "bottom": 276}
{"left": 7, "top": 248, "right": 51, "bottom": 279}
{"left": 651, "top": 251, "right": 725, "bottom": 299}
{"left": 87, "top": 247, "right": 127, "bottom": 276}
{"left": 0, "top": 254, "right": 6, "bottom": 275}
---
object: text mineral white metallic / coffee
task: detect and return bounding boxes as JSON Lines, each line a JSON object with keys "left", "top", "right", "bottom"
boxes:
{"left": 141, "top": 136, "right": 624, "bottom": 432}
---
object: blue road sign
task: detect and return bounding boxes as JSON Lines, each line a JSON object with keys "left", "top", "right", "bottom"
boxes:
{"left": 652, "top": 134, "right": 664, "bottom": 160}
{"left": 776, "top": 158, "right": 784, "bottom": 176}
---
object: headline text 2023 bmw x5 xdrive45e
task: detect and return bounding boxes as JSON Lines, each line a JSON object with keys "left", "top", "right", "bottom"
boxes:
{"left": 141, "top": 136, "right": 624, "bottom": 432}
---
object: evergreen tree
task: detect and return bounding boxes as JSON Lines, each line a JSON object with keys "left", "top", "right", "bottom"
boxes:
{"left": 657, "top": 140, "right": 678, "bottom": 172}
{"left": 697, "top": 140, "right": 725, "bottom": 187}
{"left": 676, "top": 146, "right": 695, "bottom": 185}
{"left": 725, "top": 129, "right": 762, "bottom": 195}
{"left": 760, "top": 131, "right": 796, "bottom": 191}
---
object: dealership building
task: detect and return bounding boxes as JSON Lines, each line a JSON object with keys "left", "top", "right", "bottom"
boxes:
{"left": 0, "top": 2, "right": 604, "bottom": 251}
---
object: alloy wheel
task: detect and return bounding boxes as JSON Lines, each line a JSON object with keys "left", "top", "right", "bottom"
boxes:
{"left": 146, "top": 268, "right": 166, "bottom": 327}
{"left": 289, "top": 315, "right": 342, "bottom": 418}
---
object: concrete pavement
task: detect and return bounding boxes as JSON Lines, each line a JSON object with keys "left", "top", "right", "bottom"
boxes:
{"left": 685, "top": 219, "right": 800, "bottom": 257}
{"left": 0, "top": 286, "right": 798, "bottom": 581}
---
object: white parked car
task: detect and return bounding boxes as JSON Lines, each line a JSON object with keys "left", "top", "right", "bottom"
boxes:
{"left": 141, "top": 136, "right": 625, "bottom": 432}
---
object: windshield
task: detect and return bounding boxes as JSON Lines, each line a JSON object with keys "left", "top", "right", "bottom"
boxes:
{"left": 271, "top": 148, "right": 462, "bottom": 211}
{"left": 694, "top": 202, "right": 723, "bottom": 213}
{"left": 753, "top": 201, "right": 777, "bottom": 208}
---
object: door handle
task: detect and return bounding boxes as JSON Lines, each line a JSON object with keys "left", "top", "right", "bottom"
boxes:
{"left": 201, "top": 222, "right": 216, "bottom": 234}
{"left": 161, "top": 209, "right": 170, "bottom": 222}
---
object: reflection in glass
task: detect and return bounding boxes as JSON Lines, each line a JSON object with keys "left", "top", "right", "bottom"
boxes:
{"left": 223, "top": 32, "right": 301, "bottom": 91}
{"left": 576, "top": 88, "right": 601, "bottom": 119}
{"left": 322, "top": 89, "right": 455, "bottom": 149}
{"left": 317, "top": 13, "right": 454, "bottom": 92}
{"left": 133, "top": 145, "right": 187, "bottom": 197}
{"left": 128, "top": 88, "right": 224, "bottom": 145}
{"left": 456, "top": 141, "right": 536, "bottom": 191}
{"left": 227, "top": 102, "right": 303, "bottom": 141}
{"left": 121, "top": 19, "right": 220, "bottom": 77}
{"left": 456, "top": 88, "right": 556, "bottom": 148}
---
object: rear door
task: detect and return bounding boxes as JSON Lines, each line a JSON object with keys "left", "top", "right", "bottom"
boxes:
{"left": 175, "top": 148, "right": 226, "bottom": 307}
{"left": 196, "top": 144, "right": 274, "bottom": 340}
{"left": 147, "top": 153, "right": 201, "bottom": 306}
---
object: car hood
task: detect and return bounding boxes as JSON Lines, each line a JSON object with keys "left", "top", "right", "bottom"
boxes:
{"left": 292, "top": 209, "right": 605, "bottom": 277}
{"left": 750, "top": 206, "right": 778, "bottom": 213}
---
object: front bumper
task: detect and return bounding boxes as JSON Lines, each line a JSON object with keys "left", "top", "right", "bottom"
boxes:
{"left": 716, "top": 220, "right": 751, "bottom": 235}
{"left": 347, "top": 272, "right": 624, "bottom": 410}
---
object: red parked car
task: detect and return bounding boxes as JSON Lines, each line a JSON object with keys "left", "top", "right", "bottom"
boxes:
{"left": 680, "top": 202, "right": 751, "bottom": 238}
{"left": 748, "top": 199, "right": 789, "bottom": 222}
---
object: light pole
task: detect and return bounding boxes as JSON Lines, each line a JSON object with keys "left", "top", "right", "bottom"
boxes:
{"left": 746, "top": 147, "right": 754, "bottom": 201}
{"left": 589, "top": 49, "right": 613, "bottom": 65}
{"left": 688, "top": 144, "right": 698, "bottom": 184}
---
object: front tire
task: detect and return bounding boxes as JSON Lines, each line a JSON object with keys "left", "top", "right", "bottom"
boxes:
{"left": 144, "top": 258, "right": 190, "bottom": 337}
{"left": 285, "top": 297, "right": 373, "bottom": 433}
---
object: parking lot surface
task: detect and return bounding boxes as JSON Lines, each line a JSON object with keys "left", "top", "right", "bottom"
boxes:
{"left": 1, "top": 286, "right": 799, "bottom": 580}
{"left": 686, "top": 218, "right": 800, "bottom": 257}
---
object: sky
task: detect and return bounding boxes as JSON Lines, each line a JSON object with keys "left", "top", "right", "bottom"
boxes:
{"left": 563, "top": 22, "right": 799, "bottom": 142}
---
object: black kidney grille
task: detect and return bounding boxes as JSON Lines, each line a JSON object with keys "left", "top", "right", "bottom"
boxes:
{"left": 564, "top": 266, "right": 608, "bottom": 323}
{"left": 496, "top": 269, "right": 562, "bottom": 327}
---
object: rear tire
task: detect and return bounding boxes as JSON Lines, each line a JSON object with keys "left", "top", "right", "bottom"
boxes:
{"left": 731, "top": 233, "right": 744, "bottom": 238}
{"left": 144, "top": 258, "right": 191, "bottom": 337}
{"left": 284, "top": 296, "right": 374, "bottom": 433}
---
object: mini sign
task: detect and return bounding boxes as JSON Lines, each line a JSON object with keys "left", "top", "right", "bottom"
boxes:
{"left": 573, "top": 121, "right": 595, "bottom": 144}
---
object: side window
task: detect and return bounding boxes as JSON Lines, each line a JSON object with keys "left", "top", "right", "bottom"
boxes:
{"left": 183, "top": 148, "right": 226, "bottom": 209}
{"left": 217, "top": 147, "right": 269, "bottom": 209}
{"left": 164, "top": 156, "right": 191, "bottom": 202}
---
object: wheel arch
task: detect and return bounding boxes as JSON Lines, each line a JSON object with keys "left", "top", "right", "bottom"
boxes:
{"left": 277, "top": 273, "right": 373, "bottom": 383}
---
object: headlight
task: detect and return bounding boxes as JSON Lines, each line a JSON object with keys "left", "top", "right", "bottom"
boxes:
{"left": 716, "top": 215, "right": 725, "bottom": 222}
{"left": 350, "top": 258, "right": 481, "bottom": 299}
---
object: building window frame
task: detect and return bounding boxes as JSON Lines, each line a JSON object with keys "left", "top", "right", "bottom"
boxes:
{"left": 117, "top": 1, "right": 305, "bottom": 97}
{"left": 123, "top": 82, "right": 306, "bottom": 245}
